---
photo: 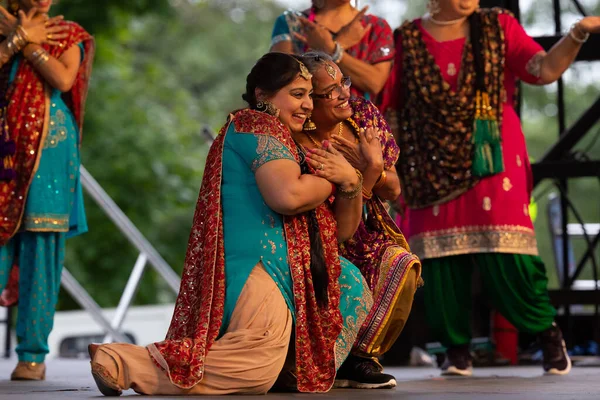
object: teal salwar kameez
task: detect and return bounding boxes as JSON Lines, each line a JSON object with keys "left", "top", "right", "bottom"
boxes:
{"left": 0, "top": 45, "right": 87, "bottom": 363}
{"left": 219, "top": 120, "right": 372, "bottom": 365}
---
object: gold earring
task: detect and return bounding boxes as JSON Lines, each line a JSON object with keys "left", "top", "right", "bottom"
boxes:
{"left": 303, "top": 114, "right": 317, "bottom": 131}
{"left": 256, "top": 101, "right": 280, "bottom": 118}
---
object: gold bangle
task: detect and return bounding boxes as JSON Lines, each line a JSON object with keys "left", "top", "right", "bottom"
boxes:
{"left": 16, "top": 25, "right": 30, "bottom": 43}
{"left": 31, "top": 48, "right": 50, "bottom": 66}
{"left": 362, "top": 187, "right": 373, "bottom": 200}
{"left": 337, "top": 169, "right": 363, "bottom": 200}
{"left": 7, "top": 30, "right": 26, "bottom": 55}
{"left": 373, "top": 170, "right": 387, "bottom": 190}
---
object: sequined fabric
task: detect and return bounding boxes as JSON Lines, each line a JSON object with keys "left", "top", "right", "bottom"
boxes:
{"left": 396, "top": 9, "right": 508, "bottom": 209}
{"left": 0, "top": 22, "right": 94, "bottom": 245}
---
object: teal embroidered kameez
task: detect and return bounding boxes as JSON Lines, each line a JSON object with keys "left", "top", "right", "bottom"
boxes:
{"left": 0, "top": 45, "right": 87, "bottom": 363}
{"left": 219, "top": 120, "right": 372, "bottom": 367}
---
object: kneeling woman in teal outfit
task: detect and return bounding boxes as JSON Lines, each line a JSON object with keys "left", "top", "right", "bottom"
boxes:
{"left": 89, "top": 52, "right": 372, "bottom": 396}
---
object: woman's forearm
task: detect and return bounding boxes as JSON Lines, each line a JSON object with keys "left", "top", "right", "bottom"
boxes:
{"left": 539, "top": 25, "right": 586, "bottom": 84}
{"left": 361, "top": 163, "right": 382, "bottom": 195}
{"left": 257, "top": 162, "right": 333, "bottom": 216}
{"left": 22, "top": 44, "right": 78, "bottom": 92}
{"left": 373, "top": 168, "right": 401, "bottom": 201}
{"left": 338, "top": 55, "right": 391, "bottom": 97}
{"left": 334, "top": 194, "right": 362, "bottom": 242}
{"left": 286, "top": 174, "right": 334, "bottom": 214}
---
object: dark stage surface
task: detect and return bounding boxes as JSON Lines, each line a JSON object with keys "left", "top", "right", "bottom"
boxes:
{"left": 1, "top": 359, "right": 599, "bottom": 399}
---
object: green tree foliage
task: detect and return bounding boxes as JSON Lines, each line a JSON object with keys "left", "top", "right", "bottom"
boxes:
{"left": 58, "top": 1, "right": 282, "bottom": 309}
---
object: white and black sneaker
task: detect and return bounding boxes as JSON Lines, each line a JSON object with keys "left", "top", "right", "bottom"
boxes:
{"left": 441, "top": 345, "right": 473, "bottom": 377}
{"left": 540, "top": 322, "right": 572, "bottom": 375}
{"left": 334, "top": 355, "right": 397, "bottom": 389}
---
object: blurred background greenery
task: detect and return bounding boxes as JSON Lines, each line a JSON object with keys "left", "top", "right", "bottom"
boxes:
{"left": 53, "top": 0, "right": 599, "bottom": 310}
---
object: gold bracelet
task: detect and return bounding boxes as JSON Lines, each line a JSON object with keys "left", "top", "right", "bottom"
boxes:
{"left": 373, "top": 170, "right": 388, "bottom": 190}
{"left": 16, "top": 25, "right": 30, "bottom": 43}
{"left": 362, "top": 187, "right": 373, "bottom": 200}
{"left": 31, "top": 48, "right": 50, "bottom": 66}
{"left": 7, "top": 29, "right": 27, "bottom": 55}
{"left": 337, "top": 169, "right": 363, "bottom": 200}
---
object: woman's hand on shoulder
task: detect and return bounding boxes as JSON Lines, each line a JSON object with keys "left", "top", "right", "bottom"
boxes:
{"left": 305, "top": 141, "right": 358, "bottom": 190}
{"left": 18, "top": 9, "right": 66, "bottom": 46}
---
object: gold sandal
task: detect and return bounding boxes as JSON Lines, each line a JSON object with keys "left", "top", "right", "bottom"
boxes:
{"left": 10, "top": 361, "right": 46, "bottom": 381}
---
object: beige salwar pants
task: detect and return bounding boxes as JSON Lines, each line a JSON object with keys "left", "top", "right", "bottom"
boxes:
{"left": 91, "top": 264, "right": 293, "bottom": 395}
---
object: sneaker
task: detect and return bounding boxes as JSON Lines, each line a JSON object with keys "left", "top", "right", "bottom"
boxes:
{"left": 441, "top": 345, "right": 473, "bottom": 377}
{"left": 539, "top": 322, "right": 571, "bottom": 375}
{"left": 335, "top": 355, "right": 397, "bottom": 389}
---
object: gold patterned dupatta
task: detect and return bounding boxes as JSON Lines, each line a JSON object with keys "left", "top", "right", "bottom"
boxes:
{"left": 149, "top": 110, "right": 344, "bottom": 393}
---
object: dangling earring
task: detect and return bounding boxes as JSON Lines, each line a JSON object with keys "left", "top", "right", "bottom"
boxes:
{"left": 9, "top": 0, "right": 19, "bottom": 15}
{"left": 427, "top": 0, "right": 441, "bottom": 16}
{"left": 303, "top": 114, "right": 317, "bottom": 131}
{"left": 313, "top": 0, "right": 325, "bottom": 9}
{"left": 256, "top": 100, "right": 280, "bottom": 118}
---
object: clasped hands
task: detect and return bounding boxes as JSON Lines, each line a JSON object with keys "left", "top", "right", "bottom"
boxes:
{"left": 0, "top": 6, "right": 68, "bottom": 47}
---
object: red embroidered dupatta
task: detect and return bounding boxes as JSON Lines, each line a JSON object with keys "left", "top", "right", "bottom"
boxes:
{"left": 149, "top": 109, "right": 343, "bottom": 393}
{"left": 0, "top": 21, "right": 94, "bottom": 245}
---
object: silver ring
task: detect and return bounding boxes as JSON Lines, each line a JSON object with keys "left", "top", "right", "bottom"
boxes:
{"left": 318, "top": 162, "right": 324, "bottom": 170}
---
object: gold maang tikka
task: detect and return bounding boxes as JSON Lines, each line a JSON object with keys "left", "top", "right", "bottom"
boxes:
{"left": 298, "top": 61, "right": 312, "bottom": 80}
{"left": 324, "top": 63, "right": 336, "bottom": 80}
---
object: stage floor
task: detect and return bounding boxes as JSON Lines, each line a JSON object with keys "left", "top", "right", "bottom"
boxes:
{"left": 1, "top": 359, "right": 599, "bottom": 399}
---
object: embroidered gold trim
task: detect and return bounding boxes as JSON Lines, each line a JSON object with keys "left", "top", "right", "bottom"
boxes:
{"left": 410, "top": 225, "right": 539, "bottom": 259}
{"left": 22, "top": 214, "right": 69, "bottom": 232}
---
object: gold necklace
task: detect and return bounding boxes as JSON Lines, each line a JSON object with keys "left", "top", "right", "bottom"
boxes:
{"left": 304, "top": 131, "right": 320, "bottom": 147}
{"left": 344, "top": 118, "right": 360, "bottom": 143}
{"left": 305, "top": 121, "right": 354, "bottom": 147}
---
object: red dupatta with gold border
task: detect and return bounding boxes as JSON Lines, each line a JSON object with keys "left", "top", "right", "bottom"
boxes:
{"left": 148, "top": 109, "right": 343, "bottom": 393}
{"left": 0, "top": 21, "right": 94, "bottom": 245}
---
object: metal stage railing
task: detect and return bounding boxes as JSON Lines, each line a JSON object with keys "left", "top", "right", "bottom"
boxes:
{"left": 62, "top": 165, "right": 184, "bottom": 345}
